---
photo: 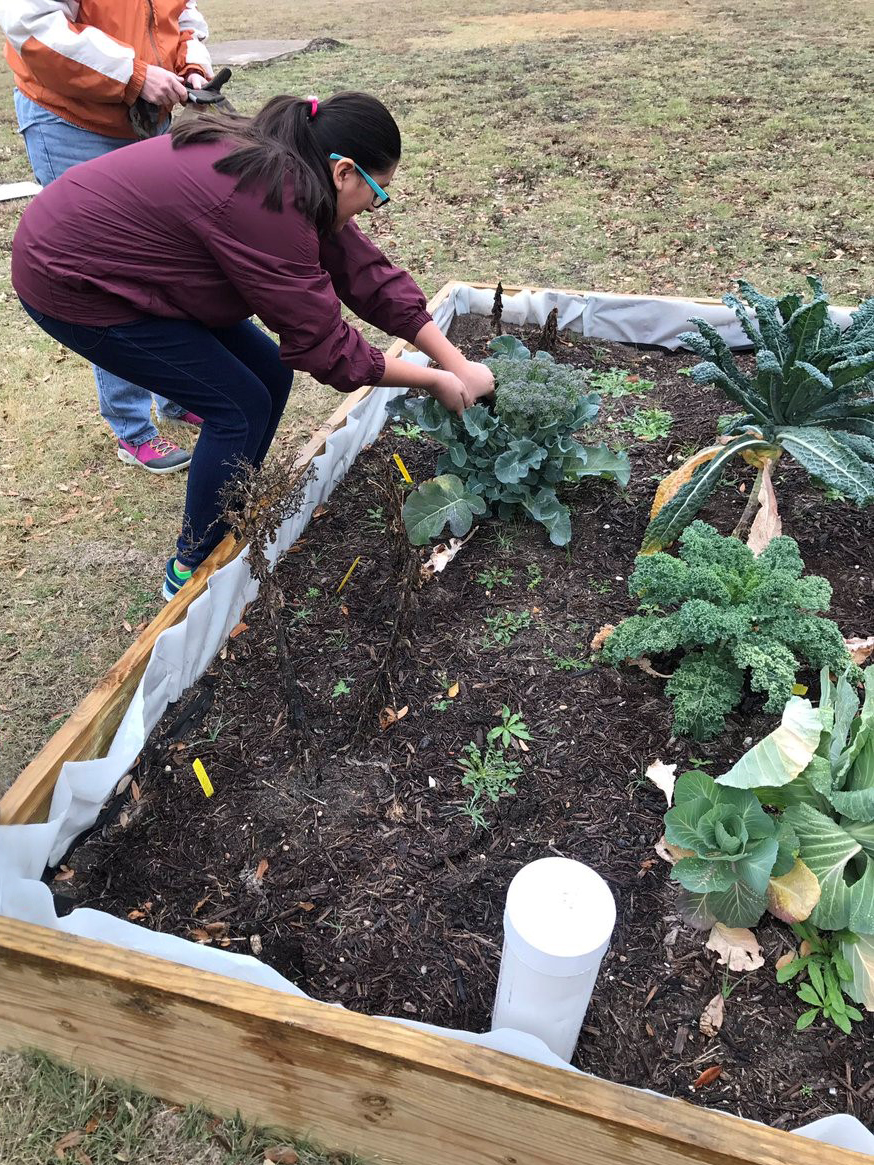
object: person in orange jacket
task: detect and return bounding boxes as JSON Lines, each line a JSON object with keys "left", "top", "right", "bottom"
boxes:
{"left": 1, "top": 2, "right": 214, "bottom": 473}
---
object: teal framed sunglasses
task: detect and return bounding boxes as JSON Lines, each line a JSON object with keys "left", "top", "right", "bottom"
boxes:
{"left": 329, "top": 153, "right": 390, "bottom": 208}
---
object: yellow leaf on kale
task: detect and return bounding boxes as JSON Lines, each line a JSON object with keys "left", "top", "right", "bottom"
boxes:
{"left": 792, "top": 684, "right": 808, "bottom": 696}
{"left": 649, "top": 444, "right": 723, "bottom": 520}
{"left": 767, "top": 859, "right": 821, "bottom": 923}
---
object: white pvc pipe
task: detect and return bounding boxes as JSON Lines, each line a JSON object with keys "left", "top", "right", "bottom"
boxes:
{"left": 491, "top": 857, "right": 616, "bottom": 1062}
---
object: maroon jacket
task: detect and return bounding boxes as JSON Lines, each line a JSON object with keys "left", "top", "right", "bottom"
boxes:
{"left": 11, "top": 135, "right": 432, "bottom": 392}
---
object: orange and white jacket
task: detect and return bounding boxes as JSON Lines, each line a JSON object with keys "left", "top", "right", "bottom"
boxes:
{"left": 1, "top": 1, "right": 212, "bottom": 139}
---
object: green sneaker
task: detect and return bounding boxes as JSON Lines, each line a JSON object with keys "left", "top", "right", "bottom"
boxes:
{"left": 163, "top": 558, "right": 193, "bottom": 601}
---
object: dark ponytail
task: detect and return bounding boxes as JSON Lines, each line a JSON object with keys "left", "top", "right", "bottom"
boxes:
{"left": 170, "top": 92, "right": 401, "bottom": 234}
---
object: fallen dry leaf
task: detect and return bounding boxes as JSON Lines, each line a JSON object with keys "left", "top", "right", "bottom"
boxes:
{"left": 54, "top": 1129, "right": 84, "bottom": 1157}
{"left": 130, "top": 779, "right": 141, "bottom": 802}
{"left": 645, "top": 759, "right": 677, "bottom": 805}
{"left": 230, "top": 621, "right": 249, "bottom": 638}
{"left": 74, "top": 1149, "right": 93, "bottom": 1165}
{"left": 845, "top": 635, "right": 874, "bottom": 666}
{"left": 421, "top": 529, "right": 476, "bottom": 578}
{"left": 654, "top": 835, "right": 693, "bottom": 865}
{"left": 53, "top": 867, "right": 75, "bottom": 883}
{"left": 799, "top": 939, "right": 813, "bottom": 958}
{"left": 775, "top": 950, "right": 797, "bottom": 971}
{"left": 83, "top": 1117, "right": 100, "bottom": 1135}
{"left": 747, "top": 459, "right": 782, "bottom": 555}
{"left": 590, "top": 623, "right": 615, "bottom": 653}
{"left": 298, "top": 901, "right": 315, "bottom": 912}
{"left": 447, "top": 681, "right": 460, "bottom": 698}
{"left": 629, "top": 656, "right": 673, "bottom": 679}
{"left": 263, "top": 1148, "right": 299, "bottom": 1165}
{"left": 379, "top": 705, "right": 409, "bottom": 730}
{"left": 706, "top": 923, "right": 764, "bottom": 972}
{"left": 255, "top": 859, "right": 269, "bottom": 882}
{"left": 127, "top": 909, "right": 147, "bottom": 921}
{"left": 188, "top": 928, "right": 212, "bottom": 944}
{"left": 699, "top": 993, "right": 725, "bottom": 1037}
{"left": 693, "top": 1065, "right": 723, "bottom": 1090}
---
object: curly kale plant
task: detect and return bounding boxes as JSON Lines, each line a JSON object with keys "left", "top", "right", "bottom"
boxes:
{"left": 643, "top": 277, "right": 874, "bottom": 551}
{"left": 664, "top": 771, "right": 799, "bottom": 927}
{"left": 388, "top": 335, "right": 630, "bottom": 546}
{"left": 601, "top": 521, "right": 857, "bottom": 739}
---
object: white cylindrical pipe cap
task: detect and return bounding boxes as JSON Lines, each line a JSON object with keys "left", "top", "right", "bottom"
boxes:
{"left": 503, "top": 857, "right": 616, "bottom": 977}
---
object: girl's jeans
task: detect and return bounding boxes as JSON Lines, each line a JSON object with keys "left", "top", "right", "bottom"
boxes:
{"left": 14, "top": 87, "right": 185, "bottom": 445}
{"left": 20, "top": 301, "right": 294, "bottom": 568}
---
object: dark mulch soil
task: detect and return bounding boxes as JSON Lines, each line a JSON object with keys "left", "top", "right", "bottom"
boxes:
{"left": 53, "top": 316, "right": 874, "bottom": 1130}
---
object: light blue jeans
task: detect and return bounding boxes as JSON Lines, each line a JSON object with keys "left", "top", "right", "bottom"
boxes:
{"left": 13, "top": 88, "right": 185, "bottom": 444}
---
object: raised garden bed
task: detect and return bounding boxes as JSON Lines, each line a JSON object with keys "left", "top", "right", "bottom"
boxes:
{"left": 1, "top": 283, "right": 872, "bottom": 1164}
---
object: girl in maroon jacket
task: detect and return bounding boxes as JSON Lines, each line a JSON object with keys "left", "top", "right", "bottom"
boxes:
{"left": 12, "top": 91, "right": 494, "bottom": 598}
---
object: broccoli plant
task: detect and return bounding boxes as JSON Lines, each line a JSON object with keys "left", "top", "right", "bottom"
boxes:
{"left": 664, "top": 771, "right": 800, "bottom": 927}
{"left": 716, "top": 667, "right": 874, "bottom": 1011}
{"left": 600, "top": 521, "right": 858, "bottom": 739}
{"left": 643, "top": 277, "right": 874, "bottom": 552}
{"left": 388, "top": 335, "right": 630, "bottom": 546}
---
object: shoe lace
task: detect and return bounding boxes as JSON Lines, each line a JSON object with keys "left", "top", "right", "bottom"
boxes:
{"left": 148, "top": 436, "right": 180, "bottom": 456}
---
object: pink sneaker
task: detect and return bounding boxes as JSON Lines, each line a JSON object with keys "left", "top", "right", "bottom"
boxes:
{"left": 117, "top": 435, "right": 191, "bottom": 474}
{"left": 173, "top": 411, "right": 203, "bottom": 427}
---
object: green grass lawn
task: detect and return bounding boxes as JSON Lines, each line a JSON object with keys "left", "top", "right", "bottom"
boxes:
{"left": 1, "top": 0, "right": 873, "bottom": 1157}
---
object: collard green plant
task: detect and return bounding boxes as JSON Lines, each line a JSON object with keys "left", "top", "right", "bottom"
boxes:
{"left": 717, "top": 667, "right": 874, "bottom": 1010}
{"left": 664, "top": 771, "right": 799, "bottom": 927}
{"left": 643, "top": 278, "right": 874, "bottom": 551}
{"left": 601, "top": 521, "right": 858, "bottom": 740}
{"left": 389, "top": 336, "right": 630, "bottom": 546}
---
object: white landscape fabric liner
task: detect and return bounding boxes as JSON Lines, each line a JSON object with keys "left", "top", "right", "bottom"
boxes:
{"left": 0, "top": 284, "right": 870, "bottom": 1153}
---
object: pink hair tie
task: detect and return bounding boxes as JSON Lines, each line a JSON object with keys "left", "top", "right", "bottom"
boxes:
{"left": 307, "top": 95, "right": 319, "bottom": 119}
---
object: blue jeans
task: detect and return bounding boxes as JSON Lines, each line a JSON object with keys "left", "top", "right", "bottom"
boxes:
{"left": 20, "top": 302, "right": 294, "bottom": 569}
{"left": 13, "top": 88, "right": 184, "bottom": 444}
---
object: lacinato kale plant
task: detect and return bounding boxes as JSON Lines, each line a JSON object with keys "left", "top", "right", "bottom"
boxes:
{"left": 601, "top": 521, "right": 858, "bottom": 739}
{"left": 388, "top": 336, "right": 630, "bottom": 546}
{"left": 643, "top": 277, "right": 874, "bottom": 551}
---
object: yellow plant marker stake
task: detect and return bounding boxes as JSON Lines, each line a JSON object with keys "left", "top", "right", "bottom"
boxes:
{"left": 336, "top": 555, "right": 361, "bottom": 594}
{"left": 192, "top": 758, "right": 214, "bottom": 798}
{"left": 792, "top": 683, "right": 809, "bottom": 696}
{"left": 392, "top": 452, "right": 413, "bottom": 483}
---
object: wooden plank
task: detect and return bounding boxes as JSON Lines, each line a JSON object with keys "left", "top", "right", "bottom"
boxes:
{"left": 0, "top": 917, "right": 864, "bottom": 1165}
{"left": 0, "top": 282, "right": 456, "bottom": 828}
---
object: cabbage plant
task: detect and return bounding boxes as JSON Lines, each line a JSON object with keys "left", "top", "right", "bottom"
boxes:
{"left": 715, "top": 667, "right": 874, "bottom": 1011}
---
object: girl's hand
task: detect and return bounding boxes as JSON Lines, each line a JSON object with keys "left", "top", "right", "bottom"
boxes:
{"left": 456, "top": 359, "right": 495, "bottom": 402}
{"left": 427, "top": 369, "right": 472, "bottom": 416}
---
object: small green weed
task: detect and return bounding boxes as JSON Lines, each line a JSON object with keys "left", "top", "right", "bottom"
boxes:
{"left": 586, "top": 575, "right": 612, "bottom": 595}
{"left": 623, "top": 407, "right": 674, "bottom": 441}
{"left": 324, "top": 629, "right": 348, "bottom": 651}
{"left": 776, "top": 923, "right": 864, "bottom": 1034}
{"left": 487, "top": 706, "right": 532, "bottom": 748}
{"left": 525, "top": 564, "right": 544, "bottom": 590}
{"left": 457, "top": 742, "right": 522, "bottom": 828}
{"left": 543, "top": 647, "right": 591, "bottom": 672}
{"left": 589, "top": 367, "right": 655, "bottom": 398}
{"left": 476, "top": 566, "right": 514, "bottom": 589}
{"left": 305, "top": 585, "right": 321, "bottom": 599}
{"left": 391, "top": 422, "right": 425, "bottom": 441}
{"left": 364, "top": 505, "right": 385, "bottom": 532}
{"left": 331, "top": 678, "right": 353, "bottom": 698}
{"left": 482, "top": 609, "right": 532, "bottom": 647}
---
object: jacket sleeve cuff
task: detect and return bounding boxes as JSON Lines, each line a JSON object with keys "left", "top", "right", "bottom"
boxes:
{"left": 123, "top": 59, "right": 148, "bottom": 105}
{"left": 396, "top": 309, "right": 433, "bottom": 346}
{"left": 368, "top": 347, "right": 387, "bottom": 387}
